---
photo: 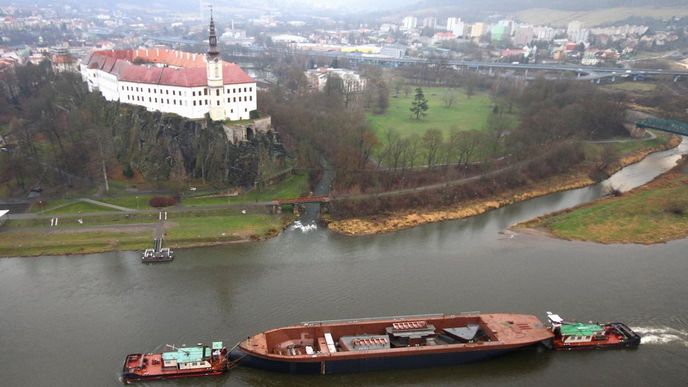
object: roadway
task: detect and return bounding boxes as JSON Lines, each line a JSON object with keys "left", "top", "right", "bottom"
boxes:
{"left": 296, "top": 50, "right": 688, "bottom": 77}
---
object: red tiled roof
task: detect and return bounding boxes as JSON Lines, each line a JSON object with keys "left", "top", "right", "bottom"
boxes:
{"left": 86, "top": 49, "right": 253, "bottom": 87}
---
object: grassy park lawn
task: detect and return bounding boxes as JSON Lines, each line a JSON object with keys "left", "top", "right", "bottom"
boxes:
{"left": 604, "top": 82, "right": 657, "bottom": 93}
{"left": 165, "top": 213, "right": 286, "bottom": 244}
{"left": 184, "top": 173, "right": 308, "bottom": 207}
{"left": 41, "top": 201, "right": 113, "bottom": 214}
{"left": 0, "top": 209, "right": 291, "bottom": 256}
{"left": 0, "top": 229, "right": 153, "bottom": 257}
{"left": 369, "top": 88, "right": 497, "bottom": 140}
{"left": 32, "top": 197, "right": 150, "bottom": 213}
{"left": 98, "top": 195, "right": 153, "bottom": 210}
{"left": 526, "top": 160, "right": 688, "bottom": 244}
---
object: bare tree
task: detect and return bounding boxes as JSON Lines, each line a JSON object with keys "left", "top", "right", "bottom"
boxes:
{"left": 442, "top": 89, "right": 458, "bottom": 108}
{"left": 421, "top": 128, "right": 443, "bottom": 167}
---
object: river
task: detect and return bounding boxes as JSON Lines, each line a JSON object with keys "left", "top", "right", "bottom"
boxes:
{"left": 1, "top": 139, "right": 687, "bottom": 386}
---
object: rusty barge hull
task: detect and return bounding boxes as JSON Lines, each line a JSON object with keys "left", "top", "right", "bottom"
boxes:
{"left": 230, "top": 313, "right": 553, "bottom": 375}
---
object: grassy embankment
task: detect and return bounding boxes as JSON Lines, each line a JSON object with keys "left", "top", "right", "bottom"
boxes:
{"left": 327, "top": 132, "right": 681, "bottom": 236}
{"left": 0, "top": 174, "right": 308, "bottom": 257}
{"left": 519, "top": 157, "right": 688, "bottom": 244}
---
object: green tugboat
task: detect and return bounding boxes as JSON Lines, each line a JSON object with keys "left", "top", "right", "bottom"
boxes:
{"left": 547, "top": 312, "right": 641, "bottom": 350}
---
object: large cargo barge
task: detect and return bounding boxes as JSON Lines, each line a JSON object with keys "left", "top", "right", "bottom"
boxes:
{"left": 229, "top": 313, "right": 554, "bottom": 374}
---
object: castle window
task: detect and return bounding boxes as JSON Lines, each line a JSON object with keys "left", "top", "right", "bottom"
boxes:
{"left": 245, "top": 108, "right": 247, "bottom": 112}
{"left": 148, "top": 88, "right": 150, "bottom": 93}
{"left": 155, "top": 98, "right": 157, "bottom": 103}
{"left": 244, "top": 87, "right": 247, "bottom": 92}
{"left": 206, "top": 100, "right": 209, "bottom": 105}
{"left": 250, "top": 87, "right": 252, "bottom": 92}
{"left": 166, "top": 90, "right": 169, "bottom": 95}
{"left": 193, "top": 101, "right": 196, "bottom": 106}
{"left": 149, "top": 97, "right": 151, "bottom": 102}
{"left": 233, "top": 88, "right": 236, "bottom": 93}
{"left": 250, "top": 96, "right": 253, "bottom": 101}
{"left": 216, "top": 89, "right": 220, "bottom": 96}
{"left": 217, "top": 101, "right": 220, "bottom": 106}
{"left": 227, "top": 98, "right": 230, "bottom": 103}
{"left": 231, "top": 109, "right": 233, "bottom": 113}
{"left": 167, "top": 99, "right": 169, "bottom": 104}
{"left": 192, "top": 91, "right": 195, "bottom": 96}
{"left": 204, "top": 88, "right": 208, "bottom": 96}
{"left": 173, "top": 100, "right": 176, "bottom": 105}
{"left": 233, "top": 97, "right": 236, "bottom": 102}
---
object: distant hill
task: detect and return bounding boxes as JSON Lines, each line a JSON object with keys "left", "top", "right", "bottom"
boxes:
{"left": 387, "top": 1, "right": 688, "bottom": 25}
{"left": 516, "top": 7, "right": 688, "bottom": 27}
{"left": 405, "top": 0, "right": 688, "bottom": 13}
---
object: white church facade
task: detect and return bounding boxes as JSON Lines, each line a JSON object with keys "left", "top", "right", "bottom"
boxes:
{"left": 80, "top": 15, "right": 256, "bottom": 121}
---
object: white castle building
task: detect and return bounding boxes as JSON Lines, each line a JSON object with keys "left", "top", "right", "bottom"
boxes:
{"left": 80, "top": 14, "right": 257, "bottom": 121}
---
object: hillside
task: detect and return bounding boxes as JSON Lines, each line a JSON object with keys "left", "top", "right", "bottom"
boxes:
{"left": 516, "top": 6, "right": 688, "bottom": 27}
{"left": 386, "top": 1, "right": 688, "bottom": 24}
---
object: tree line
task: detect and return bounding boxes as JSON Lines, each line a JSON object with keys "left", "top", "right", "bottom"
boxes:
{"left": 0, "top": 62, "right": 282, "bottom": 196}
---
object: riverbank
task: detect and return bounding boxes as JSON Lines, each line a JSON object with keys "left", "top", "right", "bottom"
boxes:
{"left": 0, "top": 209, "right": 296, "bottom": 258}
{"left": 0, "top": 172, "right": 310, "bottom": 257}
{"left": 515, "top": 155, "right": 688, "bottom": 244}
{"left": 327, "top": 134, "right": 682, "bottom": 236}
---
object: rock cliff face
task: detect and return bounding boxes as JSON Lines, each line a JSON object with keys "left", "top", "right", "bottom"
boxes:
{"left": 110, "top": 105, "right": 282, "bottom": 186}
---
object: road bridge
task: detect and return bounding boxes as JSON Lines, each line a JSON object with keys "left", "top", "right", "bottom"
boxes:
{"left": 270, "top": 196, "right": 330, "bottom": 214}
{"left": 283, "top": 51, "right": 688, "bottom": 83}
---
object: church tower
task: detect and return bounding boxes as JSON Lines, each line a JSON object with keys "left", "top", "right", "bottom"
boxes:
{"left": 206, "top": 8, "right": 226, "bottom": 121}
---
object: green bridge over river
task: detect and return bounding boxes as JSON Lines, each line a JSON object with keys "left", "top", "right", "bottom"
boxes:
{"left": 637, "top": 118, "right": 688, "bottom": 137}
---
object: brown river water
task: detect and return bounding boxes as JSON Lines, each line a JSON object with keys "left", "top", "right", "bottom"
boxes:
{"left": 1, "top": 138, "right": 687, "bottom": 386}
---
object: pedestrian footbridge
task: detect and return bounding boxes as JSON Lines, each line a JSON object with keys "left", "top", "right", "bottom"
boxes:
{"left": 637, "top": 118, "right": 688, "bottom": 137}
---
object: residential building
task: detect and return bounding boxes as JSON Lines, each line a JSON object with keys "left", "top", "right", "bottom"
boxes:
{"left": 432, "top": 31, "right": 456, "bottom": 44}
{"left": 402, "top": 16, "right": 417, "bottom": 30}
{"left": 305, "top": 67, "right": 366, "bottom": 93}
{"left": 491, "top": 24, "right": 507, "bottom": 42}
{"left": 446, "top": 17, "right": 465, "bottom": 37}
{"left": 471, "top": 22, "right": 487, "bottom": 38}
{"left": 513, "top": 25, "right": 534, "bottom": 46}
{"left": 422, "top": 17, "right": 437, "bottom": 29}
{"left": 534, "top": 26, "right": 558, "bottom": 42}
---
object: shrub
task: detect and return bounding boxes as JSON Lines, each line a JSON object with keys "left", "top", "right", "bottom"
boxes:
{"left": 664, "top": 198, "right": 688, "bottom": 216}
{"left": 149, "top": 196, "right": 177, "bottom": 208}
{"left": 122, "top": 165, "right": 134, "bottom": 179}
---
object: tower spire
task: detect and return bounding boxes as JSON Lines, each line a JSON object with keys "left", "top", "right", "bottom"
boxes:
{"left": 208, "top": 5, "right": 219, "bottom": 57}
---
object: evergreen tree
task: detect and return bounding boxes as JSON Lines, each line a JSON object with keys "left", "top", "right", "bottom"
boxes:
{"left": 410, "top": 87, "right": 428, "bottom": 120}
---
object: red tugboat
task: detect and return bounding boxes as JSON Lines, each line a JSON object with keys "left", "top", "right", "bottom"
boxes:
{"left": 546, "top": 312, "right": 641, "bottom": 351}
{"left": 121, "top": 342, "right": 228, "bottom": 384}
{"left": 229, "top": 313, "right": 554, "bottom": 374}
